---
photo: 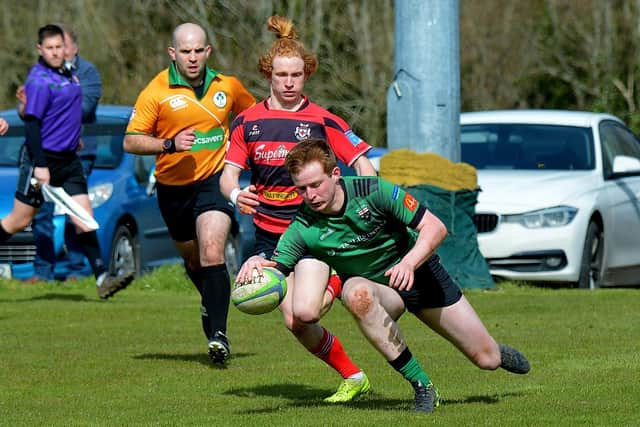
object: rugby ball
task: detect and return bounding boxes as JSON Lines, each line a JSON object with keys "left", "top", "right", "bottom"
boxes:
{"left": 231, "top": 267, "right": 287, "bottom": 315}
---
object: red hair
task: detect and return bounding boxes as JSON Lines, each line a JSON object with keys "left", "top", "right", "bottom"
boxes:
{"left": 258, "top": 15, "right": 318, "bottom": 79}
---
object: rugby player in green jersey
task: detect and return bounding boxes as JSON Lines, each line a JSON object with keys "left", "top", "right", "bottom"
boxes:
{"left": 235, "top": 138, "right": 530, "bottom": 413}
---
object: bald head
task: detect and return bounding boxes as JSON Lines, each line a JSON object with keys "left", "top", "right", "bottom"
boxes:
{"left": 172, "top": 23, "right": 207, "bottom": 48}
{"left": 168, "top": 22, "right": 211, "bottom": 86}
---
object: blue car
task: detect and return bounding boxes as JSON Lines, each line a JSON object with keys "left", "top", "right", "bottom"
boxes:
{"left": 0, "top": 105, "right": 252, "bottom": 280}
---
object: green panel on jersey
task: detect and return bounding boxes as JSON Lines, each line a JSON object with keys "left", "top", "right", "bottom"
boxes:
{"left": 191, "top": 128, "right": 225, "bottom": 152}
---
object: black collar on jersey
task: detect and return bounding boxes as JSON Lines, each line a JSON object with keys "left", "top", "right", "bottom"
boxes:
{"left": 38, "top": 56, "right": 73, "bottom": 79}
{"left": 334, "top": 179, "right": 348, "bottom": 217}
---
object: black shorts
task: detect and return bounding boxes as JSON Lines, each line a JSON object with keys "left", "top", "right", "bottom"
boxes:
{"left": 252, "top": 227, "right": 280, "bottom": 259}
{"left": 16, "top": 146, "right": 87, "bottom": 208}
{"left": 396, "top": 254, "right": 462, "bottom": 313}
{"left": 156, "top": 171, "right": 234, "bottom": 242}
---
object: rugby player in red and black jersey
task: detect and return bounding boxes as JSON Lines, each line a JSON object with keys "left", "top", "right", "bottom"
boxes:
{"left": 221, "top": 16, "right": 375, "bottom": 403}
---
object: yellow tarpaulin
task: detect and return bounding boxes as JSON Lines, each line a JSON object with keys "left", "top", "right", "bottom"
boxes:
{"left": 379, "top": 149, "right": 478, "bottom": 191}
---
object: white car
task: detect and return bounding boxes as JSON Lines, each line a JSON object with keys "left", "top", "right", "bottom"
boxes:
{"left": 460, "top": 110, "right": 640, "bottom": 288}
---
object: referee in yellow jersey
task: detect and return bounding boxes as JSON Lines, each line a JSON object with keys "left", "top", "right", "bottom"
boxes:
{"left": 124, "top": 23, "right": 255, "bottom": 364}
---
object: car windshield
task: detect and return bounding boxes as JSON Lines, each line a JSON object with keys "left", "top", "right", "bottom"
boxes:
{"left": 461, "top": 124, "right": 595, "bottom": 170}
{"left": 0, "top": 132, "right": 23, "bottom": 166}
{"left": 83, "top": 122, "right": 127, "bottom": 169}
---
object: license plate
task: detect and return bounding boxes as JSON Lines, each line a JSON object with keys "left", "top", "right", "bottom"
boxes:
{"left": 0, "top": 264, "right": 12, "bottom": 279}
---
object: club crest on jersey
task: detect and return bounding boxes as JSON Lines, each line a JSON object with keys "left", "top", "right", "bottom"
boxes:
{"left": 295, "top": 122, "right": 311, "bottom": 140}
{"left": 169, "top": 96, "right": 188, "bottom": 110}
{"left": 357, "top": 206, "right": 371, "bottom": 221}
{"left": 403, "top": 193, "right": 418, "bottom": 212}
{"left": 213, "top": 91, "right": 227, "bottom": 108}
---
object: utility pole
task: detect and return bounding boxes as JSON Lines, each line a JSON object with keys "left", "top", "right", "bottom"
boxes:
{"left": 387, "top": 0, "right": 460, "bottom": 161}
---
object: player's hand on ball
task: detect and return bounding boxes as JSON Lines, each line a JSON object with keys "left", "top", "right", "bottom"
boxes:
{"left": 235, "top": 255, "right": 276, "bottom": 285}
{"left": 231, "top": 266, "right": 287, "bottom": 315}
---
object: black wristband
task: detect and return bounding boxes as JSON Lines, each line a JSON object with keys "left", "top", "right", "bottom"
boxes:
{"left": 162, "top": 138, "right": 176, "bottom": 154}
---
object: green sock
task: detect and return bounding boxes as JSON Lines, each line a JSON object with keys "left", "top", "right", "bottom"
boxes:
{"left": 389, "top": 347, "right": 431, "bottom": 385}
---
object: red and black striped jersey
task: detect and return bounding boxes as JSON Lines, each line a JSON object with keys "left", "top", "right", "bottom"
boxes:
{"left": 226, "top": 97, "right": 371, "bottom": 234}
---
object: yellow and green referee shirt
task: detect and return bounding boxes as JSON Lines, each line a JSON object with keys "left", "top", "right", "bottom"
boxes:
{"left": 126, "top": 63, "right": 255, "bottom": 185}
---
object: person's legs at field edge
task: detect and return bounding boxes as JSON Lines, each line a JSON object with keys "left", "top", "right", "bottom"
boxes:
{"left": 65, "top": 155, "right": 95, "bottom": 279}
{"left": 0, "top": 195, "right": 131, "bottom": 297}
{"left": 281, "top": 258, "right": 369, "bottom": 403}
{"left": 67, "top": 192, "right": 134, "bottom": 298}
{"left": 340, "top": 277, "right": 439, "bottom": 412}
{"left": 31, "top": 201, "right": 56, "bottom": 281}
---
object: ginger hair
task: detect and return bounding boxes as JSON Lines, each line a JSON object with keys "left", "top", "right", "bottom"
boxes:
{"left": 285, "top": 138, "right": 337, "bottom": 177}
{"left": 258, "top": 15, "right": 318, "bottom": 79}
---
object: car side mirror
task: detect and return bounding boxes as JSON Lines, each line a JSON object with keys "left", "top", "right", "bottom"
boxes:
{"left": 146, "top": 166, "right": 157, "bottom": 196}
{"left": 612, "top": 155, "right": 640, "bottom": 173}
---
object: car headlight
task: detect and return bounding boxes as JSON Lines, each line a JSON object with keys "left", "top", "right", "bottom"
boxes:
{"left": 88, "top": 183, "right": 114, "bottom": 209}
{"left": 502, "top": 206, "right": 578, "bottom": 228}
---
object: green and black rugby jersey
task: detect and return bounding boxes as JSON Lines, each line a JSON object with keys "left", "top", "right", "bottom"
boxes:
{"left": 273, "top": 176, "right": 427, "bottom": 284}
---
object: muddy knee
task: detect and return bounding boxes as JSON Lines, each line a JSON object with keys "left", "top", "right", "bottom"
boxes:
{"left": 342, "top": 283, "right": 375, "bottom": 320}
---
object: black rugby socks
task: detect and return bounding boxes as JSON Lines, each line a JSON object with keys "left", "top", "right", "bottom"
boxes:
{"left": 76, "top": 230, "right": 107, "bottom": 277}
{"left": 201, "top": 264, "right": 231, "bottom": 338}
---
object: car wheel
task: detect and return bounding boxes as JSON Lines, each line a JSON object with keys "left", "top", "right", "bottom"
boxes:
{"left": 577, "top": 221, "right": 604, "bottom": 289}
{"left": 225, "top": 233, "right": 241, "bottom": 277}
{"left": 109, "top": 225, "right": 139, "bottom": 277}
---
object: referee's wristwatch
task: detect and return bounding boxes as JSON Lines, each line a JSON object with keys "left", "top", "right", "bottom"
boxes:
{"left": 162, "top": 138, "right": 176, "bottom": 154}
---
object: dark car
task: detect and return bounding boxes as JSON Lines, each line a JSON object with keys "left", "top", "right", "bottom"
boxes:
{"left": 0, "top": 105, "right": 256, "bottom": 279}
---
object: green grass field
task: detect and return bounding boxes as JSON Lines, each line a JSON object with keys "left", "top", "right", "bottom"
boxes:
{"left": 1, "top": 264, "right": 639, "bottom": 426}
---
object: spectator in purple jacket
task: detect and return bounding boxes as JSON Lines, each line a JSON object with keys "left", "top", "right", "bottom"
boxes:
{"left": 0, "top": 24, "right": 131, "bottom": 298}
{"left": 17, "top": 24, "right": 103, "bottom": 281}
